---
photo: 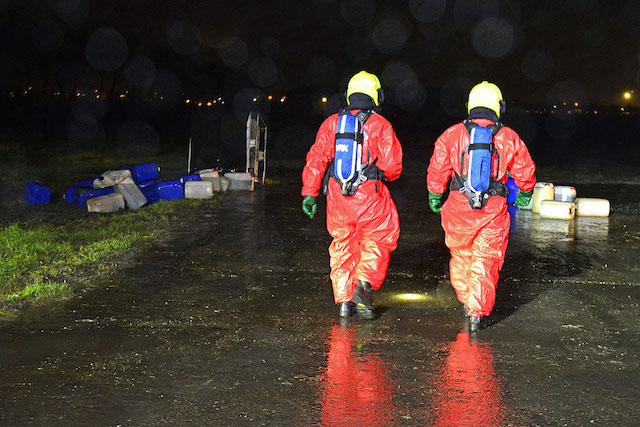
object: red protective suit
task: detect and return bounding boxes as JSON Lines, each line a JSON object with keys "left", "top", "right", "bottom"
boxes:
{"left": 427, "top": 118, "right": 536, "bottom": 316}
{"left": 302, "top": 110, "right": 403, "bottom": 304}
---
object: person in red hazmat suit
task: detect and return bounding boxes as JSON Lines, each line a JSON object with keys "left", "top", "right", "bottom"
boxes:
{"left": 301, "top": 71, "right": 403, "bottom": 320}
{"left": 427, "top": 81, "right": 536, "bottom": 331}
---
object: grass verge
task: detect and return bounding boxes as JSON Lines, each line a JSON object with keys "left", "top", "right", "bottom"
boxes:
{"left": 0, "top": 197, "right": 211, "bottom": 320}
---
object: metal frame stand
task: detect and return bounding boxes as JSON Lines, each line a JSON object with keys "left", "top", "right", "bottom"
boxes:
{"left": 246, "top": 111, "right": 267, "bottom": 188}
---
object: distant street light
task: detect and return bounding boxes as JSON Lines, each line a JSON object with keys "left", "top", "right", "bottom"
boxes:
{"left": 624, "top": 91, "right": 631, "bottom": 100}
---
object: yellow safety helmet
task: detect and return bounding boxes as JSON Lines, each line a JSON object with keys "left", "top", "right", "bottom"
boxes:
{"left": 467, "top": 81, "right": 506, "bottom": 118}
{"left": 346, "top": 71, "right": 384, "bottom": 106}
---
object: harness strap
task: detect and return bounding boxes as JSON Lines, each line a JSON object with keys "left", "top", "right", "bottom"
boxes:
{"left": 450, "top": 173, "right": 508, "bottom": 198}
{"left": 468, "top": 143, "right": 493, "bottom": 151}
{"left": 335, "top": 132, "right": 363, "bottom": 143}
{"left": 328, "top": 155, "right": 383, "bottom": 180}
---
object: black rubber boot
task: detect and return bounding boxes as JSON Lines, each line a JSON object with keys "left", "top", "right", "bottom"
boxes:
{"left": 352, "top": 281, "right": 375, "bottom": 320}
{"left": 339, "top": 302, "right": 355, "bottom": 318}
{"left": 460, "top": 303, "right": 470, "bottom": 318}
{"left": 469, "top": 315, "right": 492, "bottom": 332}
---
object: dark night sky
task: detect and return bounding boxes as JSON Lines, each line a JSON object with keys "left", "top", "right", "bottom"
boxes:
{"left": 2, "top": 0, "right": 640, "bottom": 108}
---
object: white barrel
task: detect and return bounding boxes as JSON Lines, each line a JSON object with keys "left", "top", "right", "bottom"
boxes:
{"left": 531, "top": 182, "right": 555, "bottom": 213}
{"left": 184, "top": 180, "right": 214, "bottom": 199}
{"left": 224, "top": 172, "right": 254, "bottom": 191}
{"left": 539, "top": 200, "right": 575, "bottom": 220}
{"left": 575, "top": 197, "right": 610, "bottom": 217}
{"left": 219, "top": 176, "right": 230, "bottom": 192}
{"left": 93, "top": 169, "right": 132, "bottom": 189}
{"left": 114, "top": 176, "right": 148, "bottom": 210}
{"left": 210, "top": 176, "right": 222, "bottom": 192}
{"left": 198, "top": 169, "right": 219, "bottom": 181}
{"left": 87, "top": 193, "right": 125, "bottom": 213}
{"left": 554, "top": 185, "right": 577, "bottom": 202}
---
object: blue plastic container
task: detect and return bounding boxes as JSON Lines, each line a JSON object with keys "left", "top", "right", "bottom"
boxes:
{"left": 180, "top": 174, "right": 201, "bottom": 183}
{"left": 65, "top": 179, "right": 99, "bottom": 204}
{"left": 74, "top": 179, "right": 95, "bottom": 188}
{"left": 506, "top": 177, "right": 519, "bottom": 205}
{"left": 74, "top": 187, "right": 115, "bottom": 208}
{"left": 64, "top": 187, "right": 76, "bottom": 204}
{"left": 129, "top": 163, "right": 160, "bottom": 183}
{"left": 156, "top": 180, "right": 184, "bottom": 200}
{"left": 137, "top": 180, "right": 157, "bottom": 190}
{"left": 24, "top": 181, "right": 52, "bottom": 205}
{"left": 139, "top": 180, "right": 159, "bottom": 205}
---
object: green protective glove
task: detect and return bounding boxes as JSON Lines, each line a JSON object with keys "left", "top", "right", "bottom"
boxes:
{"left": 428, "top": 191, "right": 444, "bottom": 214}
{"left": 514, "top": 189, "right": 533, "bottom": 207}
{"left": 302, "top": 196, "right": 317, "bottom": 219}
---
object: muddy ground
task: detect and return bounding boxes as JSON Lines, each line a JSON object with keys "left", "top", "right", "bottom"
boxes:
{"left": 1, "top": 168, "right": 639, "bottom": 425}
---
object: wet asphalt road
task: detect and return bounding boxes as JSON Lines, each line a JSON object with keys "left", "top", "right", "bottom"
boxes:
{"left": 1, "top": 169, "right": 640, "bottom": 426}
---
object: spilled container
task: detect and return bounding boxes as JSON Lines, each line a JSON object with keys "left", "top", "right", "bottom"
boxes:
{"left": 184, "top": 180, "right": 214, "bottom": 199}
{"left": 24, "top": 181, "right": 52, "bottom": 205}
{"left": 198, "top": 169, "right": 220, "bottom": 192}
{"left": 218, "top": 176, "right": 230, "bottom": 192}
{"left": 74, "top": 179, "right": 95, "bottom": 188}
{"left": 93, "top": 169, "right": 132, "bottom": 189}
{"left": 531, "top": 182, "right": 555, "bottom": 213}
{"left": 575, "top": 198, "right": 610, "bottom": 217}
{"left": 539, "top": 200, "right": 576, "bottom": 220}
{"left": 72, "top": 187, "right": 115, "bottom": 208}
{"left": 129, "top": 163, "right": 160, "bottom": 183}
{"left": 114, "top": 176, "right": 147, "bottom": 210}
{"left": 87, "top": 193, "right": 125, "bottom": 213}
{"left": 156, "top": 180, "right": 184, "bottom": 200}
{"left": 138, "top": 180, "right": 159, "bottom": 205}
{"left": 198, "top": 169, "right": 219, "bottom": 181}
{"left": 554, "top": 185, "right": 577, "bottom": 203}
{"left": 180, "top": 174, "right": 201, "bottom": 183}
{"left": 64, "top": 187, "right": 75, "bottom": 204}
{"left": 225, "top": 172, "right": 254, "bottom": 191}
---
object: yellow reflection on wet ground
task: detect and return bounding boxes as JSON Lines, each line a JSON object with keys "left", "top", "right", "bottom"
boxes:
{"left": 396, "top": 292, "right": 429, "bottom": 301}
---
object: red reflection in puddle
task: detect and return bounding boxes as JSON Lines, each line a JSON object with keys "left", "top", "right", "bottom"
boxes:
{"left": 431, "top": 332, "right": 506, "bottom": 427}
{"left": 318, "top": 324, "right": 394, "bottom": 426}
